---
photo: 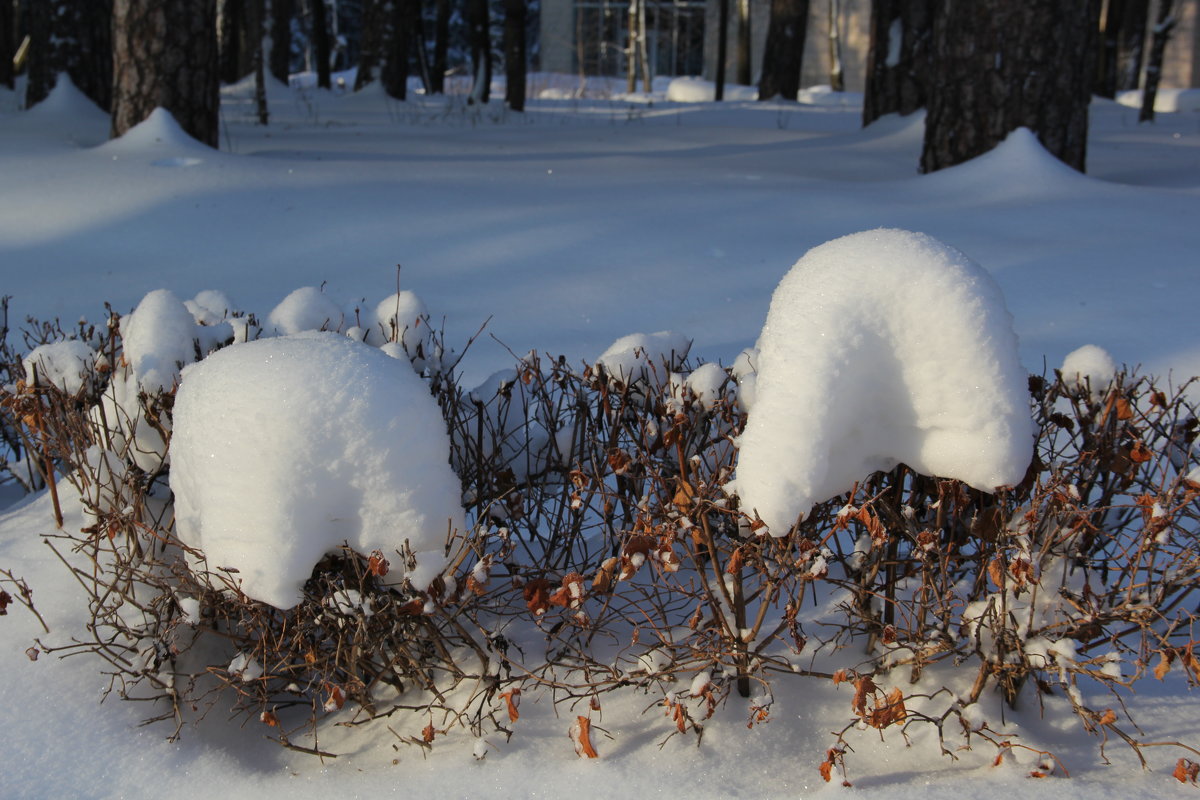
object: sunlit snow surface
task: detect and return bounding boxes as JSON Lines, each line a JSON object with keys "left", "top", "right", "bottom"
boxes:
{"left": 3, "top": 73, "right": 1200, "bottom": 799}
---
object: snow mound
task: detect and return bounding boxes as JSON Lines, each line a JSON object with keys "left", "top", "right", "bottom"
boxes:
{"left": 366, "top": 290, "right": 429, "bottom": 353}
{"left": 596, "top": 331, "right": 692, "bottom": 385}
{"left": 22, "top": 340, "right": 96, "bottom": 394}
{"left": 1060, "top": 344, "right": 1116, "bottom": 395}
{"left": 267, "top": 286, "right": 345, "bottom": 335}
{"left": 185, "top": 290, "right": 236, "bottom": 325}
{"left": 102, "top": 107, "right": 211, "bottom": 153}
{"left": 666, "top": 78, "right": 757, "bottom": 102}
{"left": 26, "top": 74, "right": 107, "bottom": 121}
{"left": 736, "top": 229, "right": 1033, "bottom": 535}
{"left": 797, "top": 85, "right": 864, "bottom": 108}
{"left": 170, "top": 331, "right": 465, "bottom": 609}
{"left": 122, "top": 289, "right": 199, "bottom": 392}
{"left": 926, "top": 127, "right": 1087, "bottom": 194}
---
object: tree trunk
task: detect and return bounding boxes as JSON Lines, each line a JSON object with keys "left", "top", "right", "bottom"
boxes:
{"left": 25, "top": 0, "right": 52, "bottom": 108}
{"left": 0, "top": 0, "right": 12, "bottom": 90}
{"left": 354, "top": 0, "right": 386, "bottom": 90}
{"left": 715, "top": 0, "right": 730, "bottom": 100}
{"left": 270, "top": 0, "right": 293, "bottom": 84}
{"left": 1139, "top": 0, "right": 1176, "bottom": 122}
{"left": 432, "top": 0, "right": 449, "bottom": 94}
{"left": 758, "top": 0, "right": 808, "bottom": 101}
{"left": 827, "top": 0, "right": 843, "bottom": 91}
{"left": 60, "top": 0, "right": 115, "bottom": 112}
{"left": 736, "top": 0, "right": 752, "bottom": 86}
{"left": 1096, "top": 0, "right": 1149, "bottom": 97}
{"left": 312, "top": 0, "right": 331, "bottom": 88}
{"left": 862, "top": 0, "right": 931, "bottom": 126}
{"left": 111, "top": 0, "right": 220, "bottom": 148}
{"left": 218, "top": 0, "right": 249, "bottom": 83}
{"left": 504, "top": 0, "right": 526, "bottom": 110}
{"left": 467, "top": 0, "right": 491, "bottom": 103}
{"left": 920, "top": 0, "right": 1100, "bottom": 174}
{"left": 252, "top": 0, "right": 269, "bottom": 122}
{"left": 382, "top": 0, "right": 413, "bottom": 100}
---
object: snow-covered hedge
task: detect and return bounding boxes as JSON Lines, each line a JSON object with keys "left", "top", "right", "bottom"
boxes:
{"left": 1, "top": 232, "right": 1198, "bottom": 781}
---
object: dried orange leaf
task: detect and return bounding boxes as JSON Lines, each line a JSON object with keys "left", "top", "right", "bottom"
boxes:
{"left": 570, "top": 715, "right": 599, "bottom": 758}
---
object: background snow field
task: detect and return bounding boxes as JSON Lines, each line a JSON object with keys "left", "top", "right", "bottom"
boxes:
{"left": 2, "top": 76, "right": 1200, "bottom": 799}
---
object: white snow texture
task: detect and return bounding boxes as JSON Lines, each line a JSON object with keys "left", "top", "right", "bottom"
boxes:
{"left": 169, "top": 331, "right": 464, "bottom": 609}
{"left": 736, "top": 229, "right": 1033, "bottom": 535}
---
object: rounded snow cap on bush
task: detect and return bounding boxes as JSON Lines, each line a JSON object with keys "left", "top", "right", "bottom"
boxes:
{"left": 169, "top": 331, "right": 464, "bottom": 609}
{"left": 736, "top": 229, "right": 1034, "bottom": 536}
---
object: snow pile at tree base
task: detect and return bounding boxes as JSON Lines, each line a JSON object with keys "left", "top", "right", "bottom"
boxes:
{"left": 736, "top": 229, "right": 1033, "bottom": 535}
{"left": 169, "top": 331, "right": 464, "bottom": 609}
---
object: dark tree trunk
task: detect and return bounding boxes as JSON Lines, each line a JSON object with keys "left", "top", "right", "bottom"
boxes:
{"left": 25, "top": 0, "right": 52, "bottom": 108}
{"left": 1096, "top": 0, "right": 1148, "bottom": 97}
{"left": 862, "top": 0, "right": 931, "bottom": 126}
{"left": 354, "top": 0, "right": 386, "bottom": 90}
{"left": 381, "top": 0, "right": 413, "bottom": 100}
{"left": 467, "top": 0, "right": 491, "bottom": 103}
{"left": 252, "top": 0, "right": 269, "bottom": 122}
{"left": 1140, "top": 0, "right": 1176, "bottom": 122}
{"left": 432, "top": 0, "right": 449, "bottom": 94}
{"left": 312, "top": 0, "right": 331, "bottom": 88}
{"left": 0, "top": 0, "right": 12, "bottom": 90}
{"left": 758, "top": 0, "right": 808, "bottom": 101}
{"left": 920, "top": 0, "right": 1100, "bottom": 174}
{"left": 112, "top": 0, "right": 220, "bottom": 148}
{"left": 57, "top": 0, "right": 114, "bottom": 111}
{"left": 218, "top": 0, "right": 249, "bottom": 83}
{"left": 270, "top": 0, "right": 293, "bottom": 84}
{"left": 715, "top": 0, "right": 729, "bottom": 100}
{"left": 503, "top": 0, "right": 526, "bottom": 110}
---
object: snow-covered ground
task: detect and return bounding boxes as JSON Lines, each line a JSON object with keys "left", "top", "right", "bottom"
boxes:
{"left": 2, "top": 74, "right": 1199, "bottom": 798}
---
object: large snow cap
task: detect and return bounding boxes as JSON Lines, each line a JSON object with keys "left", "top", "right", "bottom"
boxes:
{"left": 170, "top": 332, "right": 464, "bottom": 609}
{"left": 736, "top": 229, "right": 1033, "bottom": 535}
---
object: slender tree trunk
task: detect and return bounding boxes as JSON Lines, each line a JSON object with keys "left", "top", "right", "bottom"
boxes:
{"left": 638, "top": 0, "right": 650, "bottom": 92}
{"left": 862, "top": 0, "right": 931, "bottom": 125}
{"left": 715, "top": 0, "right": 729, "bottom": 100}
{"left": 0, "top": 0, "right": 12, "bottom": 90}
{"left": 432, "top": 0, "right": 449, "bottom": 93}
{"left": 736, "top": 0, "right": 751, "bottom": 85}
{"left": 921, "top": 0, "right": 1100, "bottom": 173}
{"left": 270, "top": 0, "right": 293, "bottom": 84}
{"left": 758, "top": 0, "right": 808, "bottom": 101}
{"left": 504, "top": 0, "right": 526, "bottom": 110}
{"left": 59, "top": 0, "right": 115, "bottom": 112}
{"left": 468, "top": 0, "right": 491, "bottom": 103}
{"left": 111, "top": 0, "right": 220, "bottom": 148}
{"left": 1140, "top": 0, "right": 1176, "bottom": 122}
{"left": 25, "top": 0, "right": 52, "bottom": 108}
{"left": 252, "top": 0, "right": 269, "bottom": 121}
{"left": 827, "top": 0, "right": 843, "bottom": 91}
{"left": 311, "top": 0, "right": 331, "bottom": 88}
{"left": 627, "top": 0, "right": 637, "bottom": 93}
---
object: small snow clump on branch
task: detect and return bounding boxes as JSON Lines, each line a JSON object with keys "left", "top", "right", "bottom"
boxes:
{"left": 596, "top": 330, "right": 691, "bottom": 386}
{"left": 267, "top": 286, "right": 345, "bottom": 335}
{"left": 170, "top": 331, "right": 464, "bottom": 609}
{"left": 22, "top": 340, "right": 96, "bottom": 394}
{"left": 736, "top": 229, "right": 1033, "bottom": 535}
{"left": 1060, "top": 344, "right": 1116, "bottom": 397}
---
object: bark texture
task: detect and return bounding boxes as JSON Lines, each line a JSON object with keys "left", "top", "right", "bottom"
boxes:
{"left": 862, "top": 0, "right": 931, "bottom": 126}
{"left": 920, "top": 0, "right": 1100, "bottom": 174}
{"left": 112, "top": 0, "right": 220, "bottom": 148}
{"left": 354, "top": 0, "right": 386, "bottom": 90}
{"left": 758, "top": 0, "right": 808, "bottom": 100}
{"left": 25, "top": 0, "right": 53, "bottom": 108}
{"left": 1096, "top": 0, "right": 1148, "bottom": 97}
{"left": 382, "top": 0, "right": 414, "bottom": 100}
{"left": 312, "top": 0, "right": 331, "bottom": 88}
